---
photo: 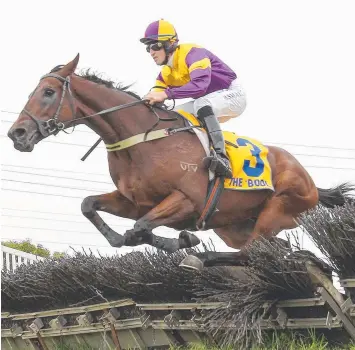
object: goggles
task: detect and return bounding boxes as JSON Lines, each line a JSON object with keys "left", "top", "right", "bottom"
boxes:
{"left": 146, "top": 42, "right": 164, "bottom": 53}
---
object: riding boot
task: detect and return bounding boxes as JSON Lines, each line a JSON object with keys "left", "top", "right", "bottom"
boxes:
{"left": 197, "top": 106, "right": 233, "bottom": 178}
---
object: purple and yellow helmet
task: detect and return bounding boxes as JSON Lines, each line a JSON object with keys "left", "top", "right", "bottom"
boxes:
{"left": 140, "top": 19, "right": 178, "bottom": 44}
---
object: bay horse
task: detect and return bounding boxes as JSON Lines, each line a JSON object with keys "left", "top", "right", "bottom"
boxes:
{"left": 7, "top": 54, "right": 354, "bottom": 268}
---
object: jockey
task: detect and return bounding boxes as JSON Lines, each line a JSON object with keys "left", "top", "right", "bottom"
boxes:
{"left": 141, "top": 19, "right": 247, "bottom": 178}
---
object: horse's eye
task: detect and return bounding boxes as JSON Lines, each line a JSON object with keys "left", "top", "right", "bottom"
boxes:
{"left": 44, "top": 88, "right": 55, "bottom": 97}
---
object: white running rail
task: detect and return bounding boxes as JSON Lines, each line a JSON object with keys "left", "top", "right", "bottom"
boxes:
{"left": 1, "top": 245, "right": 45, "bottom": 272}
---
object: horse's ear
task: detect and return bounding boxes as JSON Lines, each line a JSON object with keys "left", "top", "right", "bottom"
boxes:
{"left": 59, "top": 53, "right": 80, "bottom": 77}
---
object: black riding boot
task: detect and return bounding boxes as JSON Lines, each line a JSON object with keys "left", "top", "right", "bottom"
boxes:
{"left": 197, "top": 106, "right": 233, "bottom": 178}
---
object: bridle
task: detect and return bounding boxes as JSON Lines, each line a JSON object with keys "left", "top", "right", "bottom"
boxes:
{"left": 21, "top": 72, "right": 176, "bottom": 139}
{"left": 23, "top": 73, "right": 77, "bottom": 138}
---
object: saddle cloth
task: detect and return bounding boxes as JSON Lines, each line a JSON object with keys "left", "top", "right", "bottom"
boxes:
{"left": 176, "top": 109, "right": 274, "bottom": 192}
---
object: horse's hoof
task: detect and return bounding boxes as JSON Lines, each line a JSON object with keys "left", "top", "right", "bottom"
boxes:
{"left": 179, "top": 255, "right": 204, "bottom": 271}
{"left": 123, "top": 229, "right": 145, "bottom": 246}
{"left": 179, "top": 230, "right": 200, "bottom": 248}
{"left": 112, "top": 234, "right": 125, "bottom": 248}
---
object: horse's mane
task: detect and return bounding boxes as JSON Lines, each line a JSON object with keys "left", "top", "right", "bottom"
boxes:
{"left": 49, "top": 65, "right": 178, "bottom": 117}
{"left": 50, "top": 65, "right": 141, "bottom": 100}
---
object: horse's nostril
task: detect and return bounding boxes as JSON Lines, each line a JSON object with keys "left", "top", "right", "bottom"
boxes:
{"left": 12, "top": 128, "right": 26, "bottom": 139}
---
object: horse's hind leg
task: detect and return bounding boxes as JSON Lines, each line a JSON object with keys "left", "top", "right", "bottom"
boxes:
{"left": 244, "top": 153, "right": 319, "bottom": 247}
{"left": 124, "top": 190, "right": 200, "bottom": 253}
{"left": 179, "top": 220, "right": 292, "bottom": 271}
{"left": 244, "top": 196, "right": 300, "bottom": 247}
{"left": 81, "top": 190, "right": 140, "bottom": 247}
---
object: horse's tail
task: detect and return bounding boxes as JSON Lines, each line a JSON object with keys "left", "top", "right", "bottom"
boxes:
{"left": 317, "top": 182, "right": 355, "bottom": 208}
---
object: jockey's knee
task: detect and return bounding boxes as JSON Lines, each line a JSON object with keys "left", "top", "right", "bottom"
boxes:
{"left": 193, "top": 98, "right": 214, "bottom": 117}
{"left": 229, "top": 95, "right": 247, "bottom": 118}
{"left": 196, "top": 105, "right": 214, "bottom": 119}
{"left": 193, "top": 87, "right": 247, "bottom": 121}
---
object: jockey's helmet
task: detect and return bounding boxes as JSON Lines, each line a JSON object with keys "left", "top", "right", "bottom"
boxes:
{"left": 140, "top": 19, "right": 179, "bottom": 49}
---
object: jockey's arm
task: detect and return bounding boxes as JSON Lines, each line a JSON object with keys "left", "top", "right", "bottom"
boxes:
{"left": 165, "top": 48, "right": 212, "bottom": 100}
{"left": 151, "top": 73, "right": 168, "bottom": 92}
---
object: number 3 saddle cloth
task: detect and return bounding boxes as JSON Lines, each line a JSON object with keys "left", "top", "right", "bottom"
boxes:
{"left": 177, "top": 109, "right": 275, "bottom": 192}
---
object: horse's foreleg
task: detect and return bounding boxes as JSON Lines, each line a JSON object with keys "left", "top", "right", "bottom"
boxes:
{"left": 124, "top": 190, "right": 200, "bottom": 253}
{"left": 81, "top": 190, "right": 139, "bottom": 247}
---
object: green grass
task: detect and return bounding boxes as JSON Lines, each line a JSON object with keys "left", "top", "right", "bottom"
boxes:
{"left": 54, "top": 345, "right": 96, "bottom": 350}
{"left": 170, "top": 330, "right": 355, "bottom": 350}
{"left": 52, "top": 330, "right": 355, "bottom": 350}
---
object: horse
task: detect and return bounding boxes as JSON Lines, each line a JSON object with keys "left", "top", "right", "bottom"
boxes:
{"left": 7, "top": 54, "right": 354, "bottom": 269}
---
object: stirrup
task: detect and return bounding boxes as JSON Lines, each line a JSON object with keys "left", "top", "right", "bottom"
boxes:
{"left": 203, "top": 150, "right": 233, "bottom": 178}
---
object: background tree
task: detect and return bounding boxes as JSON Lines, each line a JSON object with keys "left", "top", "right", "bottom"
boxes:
{"left": 2, "top": 238, "right": 66, "bottom": 259}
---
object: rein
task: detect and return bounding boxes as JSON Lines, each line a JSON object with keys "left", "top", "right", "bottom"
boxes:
{"left": 22, "top": 72, "right": 197, "bottom": 160}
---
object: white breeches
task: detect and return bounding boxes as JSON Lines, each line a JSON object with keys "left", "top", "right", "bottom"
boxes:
{"left": 174, "top": 79, "right": 247, "bottom": 123}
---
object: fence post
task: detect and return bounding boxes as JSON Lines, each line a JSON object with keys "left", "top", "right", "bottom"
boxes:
{"left": 1, "top": 245, "right": 45, "bottom": 272}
